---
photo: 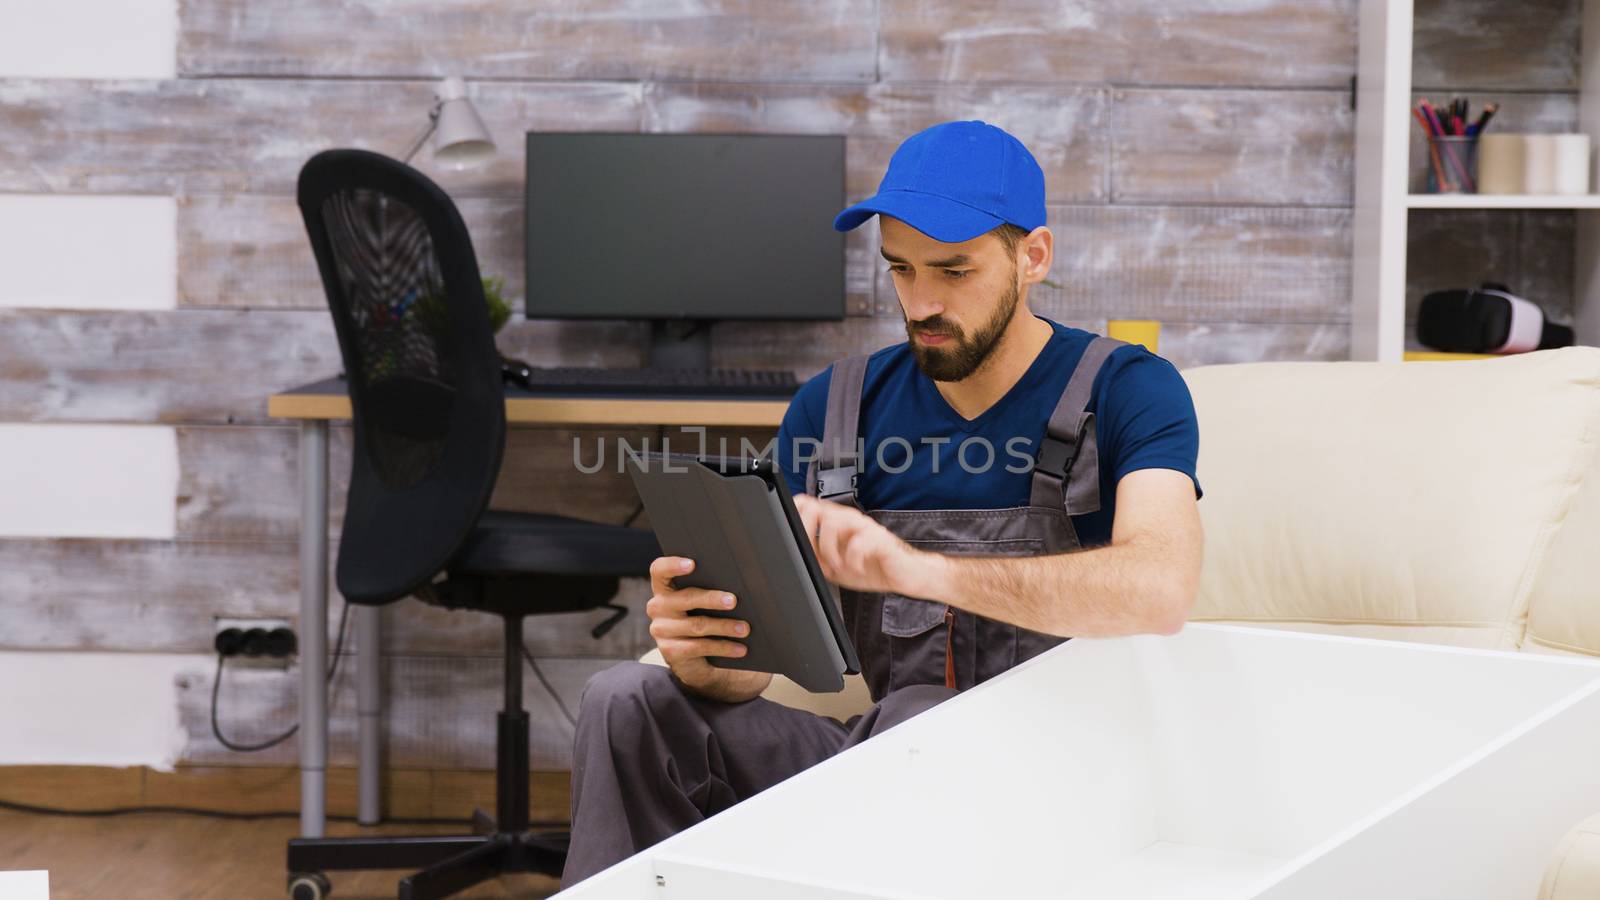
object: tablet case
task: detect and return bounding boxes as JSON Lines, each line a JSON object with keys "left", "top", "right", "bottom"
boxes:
{"left": 625, "top": 452, "right": 860, "bottom": 693}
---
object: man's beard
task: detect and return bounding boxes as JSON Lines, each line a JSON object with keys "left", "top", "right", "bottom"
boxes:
{"left": 905, "top": 277, "right": 1021, "bottom": 382}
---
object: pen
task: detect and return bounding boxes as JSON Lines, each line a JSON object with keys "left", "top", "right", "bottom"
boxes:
{"left": 1469, "top": 102, "right": 1498, "bottom": 137}
{"left": 1418, "top": 99, "right": 1447, "bottom": 137}
{"left": 1416, "top": 106, "right": 1452, "bottom": 190}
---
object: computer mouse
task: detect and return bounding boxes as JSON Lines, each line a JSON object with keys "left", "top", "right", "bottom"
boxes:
{"left": 500, "top": 355, "right": 534, "bottom": 388}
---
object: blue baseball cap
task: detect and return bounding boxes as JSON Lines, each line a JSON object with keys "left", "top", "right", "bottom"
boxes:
{"left": 833, "top": 120, "right": 1047, "bottom": 243}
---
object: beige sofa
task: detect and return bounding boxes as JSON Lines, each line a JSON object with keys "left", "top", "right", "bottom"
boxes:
{"left": 641, "top": 346, "right": 1600, "bottom": 897}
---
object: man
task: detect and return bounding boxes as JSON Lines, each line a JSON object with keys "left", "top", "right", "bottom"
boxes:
{"left": 562, "top": 120, "right": 1204, "bottom": 887}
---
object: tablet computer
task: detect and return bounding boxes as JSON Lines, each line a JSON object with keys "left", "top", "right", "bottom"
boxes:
{"left": 624, "top": 451, "right": 861, "bottom": 693}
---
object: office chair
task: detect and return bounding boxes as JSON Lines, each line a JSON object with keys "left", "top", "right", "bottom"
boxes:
{"left": 285, "top": 149, "right": 659, "bottom": 900}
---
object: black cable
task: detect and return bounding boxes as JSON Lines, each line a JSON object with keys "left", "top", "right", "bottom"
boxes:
{"left": 106, "top": 602, "right": 582, "bottom": 827}
{"left": 621, "top": 425, "right": 669, "bottom": 527}
{"left": 17, "top": 609, "right": 566, "bottom": 826}
{"left": 0, "top": 797, "right": 564, "bottom": 828}
{"left": 210, "top": 600, "right": 353, "bottom": 753}
{"left": 521, "top": 642, "right": 577, "bottom": 731}
{"left": 622, "top": 502, "right": 645, "bottom": 526}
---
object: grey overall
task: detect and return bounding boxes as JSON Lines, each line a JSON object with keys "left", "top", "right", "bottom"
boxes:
{"left": 562, "top": 336, "right": 1125, "bottom": 888}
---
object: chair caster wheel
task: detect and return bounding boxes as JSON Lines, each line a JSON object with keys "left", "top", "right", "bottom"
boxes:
{"left": 288, "top": 871, "right": 331, "bottom": 900}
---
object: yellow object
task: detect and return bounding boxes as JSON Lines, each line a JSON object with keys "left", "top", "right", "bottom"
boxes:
{"left": 1403, "top": 350, "right": 1500, "bottom": 361}
{"left": 1107, "top": 318, "right": 1160, "bottom": 353}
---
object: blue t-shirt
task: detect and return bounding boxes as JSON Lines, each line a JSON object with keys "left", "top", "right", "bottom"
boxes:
{"left": 774, "top": 317, "right": 1202, "bottom": 549}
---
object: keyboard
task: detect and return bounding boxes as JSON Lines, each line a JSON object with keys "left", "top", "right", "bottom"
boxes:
{"left": 502, "top": 362, "right": 800, "bottom": 397}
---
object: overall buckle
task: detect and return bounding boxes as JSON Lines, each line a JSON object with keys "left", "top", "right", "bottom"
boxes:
{"left": 816, "top": 464, "right": 858, "bottom": 501}
{"left": 1035, "top": 436, "right": 1075, "bottom": 478}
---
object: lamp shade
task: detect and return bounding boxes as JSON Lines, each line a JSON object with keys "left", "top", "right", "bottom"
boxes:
{"left": 431, "top": 76, "right": 495, "bottom": 169}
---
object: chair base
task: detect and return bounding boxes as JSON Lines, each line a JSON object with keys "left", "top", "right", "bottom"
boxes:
{"left": 287, "top": 822, "right": 567, "bottom": 899}
{"left": 287, "top": 611, "right": 566, "bottom": 899}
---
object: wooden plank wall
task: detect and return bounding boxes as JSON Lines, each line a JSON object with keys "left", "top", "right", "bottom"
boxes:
{"left": 0, "top": 0, "right": 1579, "bottom": 783}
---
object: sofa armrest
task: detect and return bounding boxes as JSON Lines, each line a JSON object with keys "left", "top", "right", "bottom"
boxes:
{"left": 637, "top": 647, "right": 873, "bottom": 723}
{"left": 1539, "top": 813, "right": 1600, "bottom": 900}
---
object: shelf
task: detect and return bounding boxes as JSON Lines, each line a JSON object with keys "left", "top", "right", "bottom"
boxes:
{"left": 1352, "top": 0, "right": 1600, "bottom": 360}
{"left": 1407, "top": 194, "right": 1600, "bottom": 210}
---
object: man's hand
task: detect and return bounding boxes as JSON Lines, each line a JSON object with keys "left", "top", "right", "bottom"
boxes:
{"left": 645, "top": 556, "right": 772, "bottom": 703}
{"left": 793, "top": 494, "right": 937, "bottom": 598}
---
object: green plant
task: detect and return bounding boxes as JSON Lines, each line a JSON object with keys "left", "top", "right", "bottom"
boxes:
{"left": 410, "top": 276, "right": 512, "bottom": 337}
{"left": 481, "top": 276, "right": 512, "bottom": 334}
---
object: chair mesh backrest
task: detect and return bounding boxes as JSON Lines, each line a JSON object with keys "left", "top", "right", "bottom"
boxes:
{"left": 320, "top": 187, "right": 454, "bottom": 488}
{"left": 297, "top": 149, "right": 505, "bottom": 604}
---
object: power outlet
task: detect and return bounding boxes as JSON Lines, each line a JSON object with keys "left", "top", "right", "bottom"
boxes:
{"left": 214, "top": 617, "right": 295, "bottom": 669}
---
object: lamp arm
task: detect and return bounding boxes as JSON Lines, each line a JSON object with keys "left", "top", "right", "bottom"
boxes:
{"left": 400, "top": 103, "right": 443, "bottom": 165}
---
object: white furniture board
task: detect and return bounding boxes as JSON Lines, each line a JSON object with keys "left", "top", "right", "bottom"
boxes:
{"left": 557, "top": 624, "right": 1600, "bottom": 899}
{"left": 0, "top": 870, "right": 49, "bottom": 899}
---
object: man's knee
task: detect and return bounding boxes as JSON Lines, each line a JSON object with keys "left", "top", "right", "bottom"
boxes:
{"left": 868, "top": 683, "right": 958, "bottom": 737}
{"left": 577, "top": 661, "right": 682, "bottom": 729}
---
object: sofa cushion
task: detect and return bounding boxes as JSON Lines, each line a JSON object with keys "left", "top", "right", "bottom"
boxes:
{"left": 1179, "top": 347, "right": 1600, "bottom": 651}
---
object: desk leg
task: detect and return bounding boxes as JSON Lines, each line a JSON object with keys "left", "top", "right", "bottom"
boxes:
{"left": 298, "top": 421, "right": 329, "bottom": 839}
{"left": 356, "top": 604, "right": 382, "bottom": 825}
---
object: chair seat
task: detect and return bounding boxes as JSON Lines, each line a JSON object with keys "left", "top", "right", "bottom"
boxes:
{"left": 451, "top": 510, "right": 660, "bottom": 579}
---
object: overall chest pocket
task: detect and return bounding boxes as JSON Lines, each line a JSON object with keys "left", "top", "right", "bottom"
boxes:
{"left": 881, "top": 593, "right": 949, "bottom": 637}
{"left": 877, "top": 537, "right": 1046, "bottom": 692}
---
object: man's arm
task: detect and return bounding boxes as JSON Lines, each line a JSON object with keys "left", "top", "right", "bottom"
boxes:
{"left": 794, "top": 467, "right": 1203, "bottom": 637}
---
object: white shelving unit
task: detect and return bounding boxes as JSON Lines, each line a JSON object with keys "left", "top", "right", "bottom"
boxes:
{"left": 1407, "top": 193, "right": 1600, "bottom": 209}
{"left": 1352, "top": 0, "right": 1600, "bottom": 360}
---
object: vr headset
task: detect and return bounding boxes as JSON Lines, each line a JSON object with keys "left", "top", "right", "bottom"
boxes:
{"left": 1418, "top": 283, "right": 1574, "bottom": 354}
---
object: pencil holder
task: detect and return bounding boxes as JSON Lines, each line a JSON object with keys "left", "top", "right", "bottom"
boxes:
{"left": 1423, "top": 135, "right": 1479, "bottom": 194}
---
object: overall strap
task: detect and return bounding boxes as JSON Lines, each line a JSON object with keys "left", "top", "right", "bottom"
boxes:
{"left": 808, "top": 354, "right": 870, "bottom": 508}
{"left": 1028, "top": 335, "right": 1127, "bottom": 514}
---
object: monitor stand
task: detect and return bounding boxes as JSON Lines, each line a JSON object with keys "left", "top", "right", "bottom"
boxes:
{"left": 648, "top": 320, "right": 713, "bottom": 370}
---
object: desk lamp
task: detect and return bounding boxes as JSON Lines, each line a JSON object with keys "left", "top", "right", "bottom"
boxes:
{"left": 400, "top": 76, "right": 495, "bottom": 169}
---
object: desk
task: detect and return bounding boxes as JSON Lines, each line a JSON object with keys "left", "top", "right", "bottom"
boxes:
{"left": 269, "top": 377, "right": 789, "bottom": 837}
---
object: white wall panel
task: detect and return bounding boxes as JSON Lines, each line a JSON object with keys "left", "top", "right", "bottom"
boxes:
{"left": 0, "top": 0, "right": 176, "bottom": 79}
{"left": 0, "top": 194, "right": 176, "bottom": 310}
{"left": 0, "top": 424, "right": 177, "bottom": 538}
{"left": 0, "top": 651, "right": 202, "bottom": 768}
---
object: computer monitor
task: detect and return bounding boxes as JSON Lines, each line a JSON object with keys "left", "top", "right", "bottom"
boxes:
{"left": 524, "top": 132, "right": 846, "bottom": 368}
